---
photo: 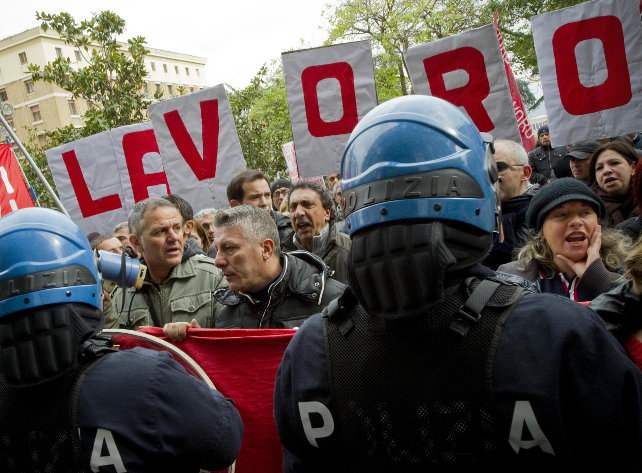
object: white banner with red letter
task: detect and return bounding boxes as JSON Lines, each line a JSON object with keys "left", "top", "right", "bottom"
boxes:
{"left": 46, "top": 86, "right": 247, "bottom": 234}
{"left": 0, "top": 143, "right": 34, "bottom": 216}
{"left": 282, "top": 40, "right": 377, "bottom": 178}
{"left": 531, "top": 0, "right": 642, "bottom": 146}
{"left": 405, "top": 24, "right": 521, "bottom": 143}
{"left": 148, "top": 85, "right": 246, "bottom": 212}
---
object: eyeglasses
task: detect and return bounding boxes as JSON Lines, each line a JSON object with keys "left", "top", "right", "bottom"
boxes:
{"left": 496, "top": 162, "right": 525, "bottom": 172}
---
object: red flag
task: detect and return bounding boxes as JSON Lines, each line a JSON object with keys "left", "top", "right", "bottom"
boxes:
{"left": 131, "top": 327, "right": 296, "bottom": 473}
{"left": 493, "top": 11, "right": 537, "bottom": 152}
{"left": 0, "top": 143, "right": 35, "bottom": 216}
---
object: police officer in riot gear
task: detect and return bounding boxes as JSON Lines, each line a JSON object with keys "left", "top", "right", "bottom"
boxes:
{"left": 273, "top": 95, "right": 642, "bottom": 472}
{"left": 0, "top": 208, "right": 243, "bottom": 472}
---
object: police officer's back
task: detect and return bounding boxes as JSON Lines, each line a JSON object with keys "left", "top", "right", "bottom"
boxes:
{"left": 273, "top": 96, "right": 642, "bottom": 472}
{"left": 0, "top": 208, "right": 243, "bottom": 472}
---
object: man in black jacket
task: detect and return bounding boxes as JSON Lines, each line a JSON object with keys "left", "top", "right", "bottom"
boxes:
{"left": 164, "top": 205, "right": 345, "bottom": 339}
{"left": 527, "top": 125, "right": 567, "bottom": 184}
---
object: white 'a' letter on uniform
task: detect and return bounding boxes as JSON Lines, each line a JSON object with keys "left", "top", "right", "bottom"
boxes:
{"left": 509, "top": 400, "right": 555, "bottom": 455}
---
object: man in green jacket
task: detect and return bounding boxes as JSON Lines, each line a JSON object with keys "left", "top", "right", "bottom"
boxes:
{"left": 107, "top": 197, "right": 227, "bottom": 330}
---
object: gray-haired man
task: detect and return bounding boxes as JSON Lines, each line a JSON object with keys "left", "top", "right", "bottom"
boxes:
{"left": 108, "top": 197, "right": 227, "bottom": 331}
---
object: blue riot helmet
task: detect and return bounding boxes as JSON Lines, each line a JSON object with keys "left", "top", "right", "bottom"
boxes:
{"left": 0, "top": 208, "right": 103, "bottom": 386}
{"left": 340, "top": 95, "right": 500, "bottom": 319}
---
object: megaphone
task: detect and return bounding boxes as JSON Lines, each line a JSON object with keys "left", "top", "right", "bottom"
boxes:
{"left": 96, "top": 250, "right": 146, "bottom": 289}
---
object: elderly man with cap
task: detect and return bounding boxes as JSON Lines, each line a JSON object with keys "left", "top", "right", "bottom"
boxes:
{"left": 528, "top": 125, "right": 567, "bottom": 185}
{"left": 568, "top": 140, "right": 600, "bottom": 185}
{"left": 271, "top": 178, "right": 292, "bottom": 212}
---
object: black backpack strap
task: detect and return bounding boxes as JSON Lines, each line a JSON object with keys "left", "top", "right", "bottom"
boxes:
{"left": 450, "top": 279, "right": 502, "bottom": 337}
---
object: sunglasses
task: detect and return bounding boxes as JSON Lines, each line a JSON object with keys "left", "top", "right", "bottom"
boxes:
{"left": 496, "top": 162, "right": 524, "bottom": 172}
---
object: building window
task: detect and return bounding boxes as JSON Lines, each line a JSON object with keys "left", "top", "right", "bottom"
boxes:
{"left": 38, "top": 134, "right": 47, "bottom": 146}
{"left": 196, "top": 69, "right": 200, "bottom": 77}
{"left": 25, "top": 80, "right": 35, "bottom": 94}
{"left": 75, "top": 50, "right": 81, "bottom": 61}
{"left": 5, "top": 116, "right": 14, "bottom": 129}
{"left": 0, "top": 89, "right": 7, "bottom": 102}
{"left": 185, "top": 67, "right": 190, "bottom": 76}
{"left": 143, "top": 82, "right": 149, "bottom": 94}
{"left": 30, "top": 105, "right": 41, "bottom": 122}
{"left": 68, "top": 100, "right": 78, "bottom": 116}
{"left": 167, "top": 84, "right": 173, "bottom": 96}
{"left": 189, "top": 86, "right": 194, "bottom": 93}
{"left": 155, "top": 83, "right": 161, "bottom": 94}
{"left": 163, "top": 64, "right": 168, "bottom": 73}
{"left": 175, "top": 65, "right": 179, "bottom": 74}
{"left": 18, "top": 52, "right": 28, "bottom": 64}
{"left": 55, "top": 47, "right": 63, "bottom": 59}
{"left": 151, "top": 62, "right": 156, "bottom": 71}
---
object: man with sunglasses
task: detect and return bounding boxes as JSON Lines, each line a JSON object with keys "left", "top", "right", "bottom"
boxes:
{"left": 483, "top": 139, "right": 540, "bottom": 269}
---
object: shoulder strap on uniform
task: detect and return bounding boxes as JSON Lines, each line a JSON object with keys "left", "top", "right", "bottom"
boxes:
{"left": 449, "top": 278, "right": 503, "bottom": 337}
{"left": 323, "top": 287, "right": 358, "bottom": 336}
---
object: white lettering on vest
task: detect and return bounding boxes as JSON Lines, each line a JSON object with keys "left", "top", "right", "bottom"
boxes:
{"left": 90, "top": 428, "right": 127, "bottom": 472}
{"left": 298, "top": 401, "right": 335, "bottom": 448}
{"left": 508, "top": 400, "right": 555, "bottom": 455}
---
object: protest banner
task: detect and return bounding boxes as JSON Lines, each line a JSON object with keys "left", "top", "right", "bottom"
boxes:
{"left": 493, "top": 11, "right": 537, "bottom": 152}
{"left": 281, "top": 141, "right": 325, "bottom": 187}
{"left": 531, "top": 0, "right": 642, "bottom": 146}
{"left": 0, "top": 143, "right": 34, "bottom": 216}
{"left": 149, "top": 85, "right": 246, "bottom": 211}
{"left": 46, "top": 86, "right": 247, "bottom": 234}
{"left": 405, "top": 24, "right": 521, "bottom": 143}
{"left": 282, "top": 40, "right": 377, "bottom": 178}
{"left": 47, "top": 130, "right": 129, "bottom": 234}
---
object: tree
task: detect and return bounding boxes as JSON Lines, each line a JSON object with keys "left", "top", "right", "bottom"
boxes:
{"left": 324, "top": 0, "right": 486, "bottom": 99}
{"left": 483, "top": 0, "right": 586, "bottom": 78}
{"left": 228, "top": 63, "right": 292, "bottom": 179}
{"left": 28, "top": 10, "right": 155, "bottom": 140}
{"left": 19, "top": 10, "right": 157, "bottom": 208}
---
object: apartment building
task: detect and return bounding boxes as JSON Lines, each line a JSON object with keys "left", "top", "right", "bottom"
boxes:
{"left": 0, "top": 27, "right": 207, "bottom": 149}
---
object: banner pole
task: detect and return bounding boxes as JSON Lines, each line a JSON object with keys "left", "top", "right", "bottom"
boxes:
{"left": 0, "top": 113, "right": 69, "bottom": 216}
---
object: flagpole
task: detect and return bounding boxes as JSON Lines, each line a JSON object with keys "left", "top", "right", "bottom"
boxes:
{"left": 0, "top": 112, "right": 69, "bottom": 216}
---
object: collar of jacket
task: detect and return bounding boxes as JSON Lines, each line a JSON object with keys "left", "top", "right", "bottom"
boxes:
{"left": 141, "top": 255, "right": 202, "bottom": 287}
{"left": 293, "top": 222, "right": 330, "bottom": 254}
{"left": 214, "top": 251, "right": 329, "bottom": 307}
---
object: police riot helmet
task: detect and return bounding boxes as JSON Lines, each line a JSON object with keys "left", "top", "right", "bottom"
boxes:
{"left": 340, "top": 95, "right": 500, "bottom": 319}
{"left": 0, "top": 208, "right": 103, "bottom": 386}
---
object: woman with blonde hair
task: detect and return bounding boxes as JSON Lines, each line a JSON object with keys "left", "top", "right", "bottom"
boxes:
{"left": 498, "top": 178, "right": 630, "bottom": 302}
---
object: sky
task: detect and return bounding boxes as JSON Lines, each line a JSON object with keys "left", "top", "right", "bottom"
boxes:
{"left": 1, "top": 0, "right": 337, "bottom": 90}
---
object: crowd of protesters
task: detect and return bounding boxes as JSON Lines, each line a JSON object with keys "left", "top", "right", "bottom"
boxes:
{"left": 2, "top": 112, "right": 641, "bottom": 471}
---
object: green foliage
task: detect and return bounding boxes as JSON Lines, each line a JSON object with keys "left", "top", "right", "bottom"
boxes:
{"left": 20, "top": 129, "right": 59, "bottom": 208}
{"left": 483, "top": 0, "right": 586, "bottom": 78}
{"left": 516, "top": 78, "right": 537, "bottom": 110}
{"left": 324, "top": 0, "right": 487, "bottom": 99}
{"left": 28, "top": 10, "right": 152, "bottom": 141}
{"left": 228, "top": 63, "right": 292, "bottom": 180}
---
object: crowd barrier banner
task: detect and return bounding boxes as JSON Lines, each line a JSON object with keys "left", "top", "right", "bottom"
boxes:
{"left": 0, "top": 143, "right": 34, "bottom": 216}
{"left": 135, "top": 327, "right": 296, "bottom": 473}
{"left": 45, "top": 85, "right": 245, "bottom": 234}
{"left": 405, "top": 24, "right": 522, "bottom": 144}
{"left": 531, "top": 0, "right": 642, "bottom": 146}
{"left": 282, "top": 40, "right": 377, "bottom": 178}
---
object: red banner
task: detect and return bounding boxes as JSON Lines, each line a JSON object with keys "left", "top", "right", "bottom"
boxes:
{"left": 494, "top": 10, "right": 537, "bottom": 152}
{"left": 0, "top": 143, "right": 34, "bottom": 216}
{"left": 130, "top": 327, "right": 296, "bottom": 473}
